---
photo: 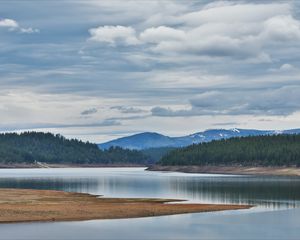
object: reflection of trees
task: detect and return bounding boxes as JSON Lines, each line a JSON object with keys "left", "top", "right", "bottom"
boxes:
{"left": 169, "top": 177, "right": 300, "bottom": 209}
{"left": 1, "top": 174, "right": 299, "bottom": 210}
{"left": 0, "top": 178, "right": 99, "bottom": 193}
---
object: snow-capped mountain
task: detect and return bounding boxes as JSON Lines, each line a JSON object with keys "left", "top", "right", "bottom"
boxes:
{"left": 98, "top": 128, "right": 300, "bottom": 150}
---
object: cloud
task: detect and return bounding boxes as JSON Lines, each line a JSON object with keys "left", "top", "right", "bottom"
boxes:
{"left": 81, "top": 108, "right": 97, "bottom": 115}
{"left": 0, "top": 18, "right": 19, "bottom": 28}
{"left": 88, "top": 2, "right": 300, "bottom": 61}
{"left": 151, "top": 106, "right": 196, "bottom": 117}
{"left": 280, "top": 64, "right": 295, "bottom": 71}
{"left": 20, "top": 27, "right": 39, "bottom": 34}
{"left": 213, "top": 122, "right": 240, "bottom": 126}
{"left": 152, "top": 86, "right": 300, "bottom": 117}
{"left": 181, "top": 3, "right": 289, "bottom": 24}
{"left": 83, "top": 0, "right": 188, "bottom": 28}
{"left": 2, "top": 1, "right": 300, "bottom": 141}
{"left": 0, "top": 119, "right": 121, "bottom": 132}
{"left": 110, "top": 105, "right": 145, "bottom": 114}
{"left": 140, "top": 26, "right": 185, "bottom": 43}
{"left": 88, "top": 25, "right": 139, "bottom": 46}
{"left": 0, "top": 18, "right": 39, "bottom": 33}
{"left": 269, "top": 63, "right": 296, "bottom": 72}
{"left": 107, "top": 114, "right": 150, "bottom": 121}
{"left": 150, "top": 7, "right": 300, "bottom": 60}
{"left": 262, "top": 15, "right": 300, "bottom": 42}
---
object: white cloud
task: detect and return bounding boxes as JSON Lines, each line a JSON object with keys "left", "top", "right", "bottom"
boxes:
{"left": 88, "top": 3, "right": 300, "bottom": 62}
{"left": 20, "top": 27, "right": 40, "bottom": 34}
{"left": 268, "top": 63, "right": 296, "bottom": 72}
{"left": 181, "top": 3, "right": 290, "bottom": 25}
{"left": 140, "top": 26, "right": 185, "bottom": 43}
{"left": 262, "top": 15, "right": 300, "bottom": 42}
{"left": 0, "top": 18, "right": 39, "bottom": 33}
{"left": 0, "top": 18, "right": 19, "bottom": 28}
{"left": 83, "top": 0, "right": 189, "bottom": 28}
{"left": 89, "top": 25, "right": 139, "bottom": 46}
{"left": 148, "top": 4, "right": 300, "bottom": 60}
{"left": 280, "top": 63, "right": 295, "bottom": 71}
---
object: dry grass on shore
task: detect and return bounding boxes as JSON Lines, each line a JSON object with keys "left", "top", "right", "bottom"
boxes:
{"left": 0, "top": 188, "right": 251, "bottom": 223}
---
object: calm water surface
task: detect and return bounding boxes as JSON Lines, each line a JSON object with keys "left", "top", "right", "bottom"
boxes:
{"left": 0, "top": 168, "right": 299, "bottom": 240}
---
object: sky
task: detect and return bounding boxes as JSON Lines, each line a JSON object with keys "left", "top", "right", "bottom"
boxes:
{"left": 1, "top": 0, "right": 300, "bottom": 143}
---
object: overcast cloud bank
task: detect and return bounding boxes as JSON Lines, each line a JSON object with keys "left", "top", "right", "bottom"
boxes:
{"left": 1, "top": 1, "right": 300, "bottom": 142}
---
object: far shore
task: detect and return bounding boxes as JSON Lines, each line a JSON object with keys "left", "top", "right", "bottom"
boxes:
{"left": 1, "top": 163, "right": 300, "bottom": 177}
{"left": 0, "top": 188, "right": 251, "bottom": 223}
{"left": 0, "top": 163, "right": 146, "bottom": 169}
{"left": 147, "top": 165, "right": 300, "bottom": 177}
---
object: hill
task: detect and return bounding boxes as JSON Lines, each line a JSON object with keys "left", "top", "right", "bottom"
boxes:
{"left": 99, "top": 132, "right": 175, "bottom": 150}
{"left": 98, "top": 128, "right": 300, "bottom": 150}
{"left": 141, "top": 147, "right": 176, "bottom": 162}
{"left": 159, "top": 135, "right": 300, "bottom": 167}
{"left": 0, "top": 132, "right": 150, "bottom": 165}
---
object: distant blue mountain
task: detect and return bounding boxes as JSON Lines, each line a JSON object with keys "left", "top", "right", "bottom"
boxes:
{"left": 98, "top": 128, "right": 300, "bottom": 150}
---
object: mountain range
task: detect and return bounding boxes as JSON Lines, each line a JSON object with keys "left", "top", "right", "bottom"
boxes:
{"left": 98, "top": 128, "right": 300, "bottom": 150}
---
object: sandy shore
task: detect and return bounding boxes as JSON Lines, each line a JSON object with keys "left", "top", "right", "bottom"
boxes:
{"left": 0, "top": 188, "right": 251, "bottom": 223}
{"left": 147, "top": 165, "right": 300, "bottom": 176}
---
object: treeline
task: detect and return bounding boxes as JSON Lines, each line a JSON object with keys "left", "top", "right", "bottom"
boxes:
{"left": 159, "top": 135, "right": 300, "bottom": 167}
{"left": 0, "top": 132, "right": 150, "bottom": 165}
{"left": 141, "top": 147, "right": 176, "bottom": 162}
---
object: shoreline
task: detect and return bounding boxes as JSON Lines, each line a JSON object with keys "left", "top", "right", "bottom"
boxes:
{"left": 147, "top": 165, "right": 300, "bottom": 177}
{"left": 2, "top": 164, "right": 300, "bottom": 177}
{"left": 0, "top": 163, "right": 147, "bottom": 169}
{"left": 0, "top": 188, "right": 251, "bottom": 223}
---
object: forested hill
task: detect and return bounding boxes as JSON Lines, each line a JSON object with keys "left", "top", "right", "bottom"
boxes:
{"left": 159, "top": 135, "right": 300, "bottom": 167}
{"left": 0, "top": 132, "right": 150, "bottom": 165}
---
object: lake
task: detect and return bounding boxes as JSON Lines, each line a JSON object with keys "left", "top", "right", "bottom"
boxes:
{"left": 0, "top": 167, "right": 299, "bottom": 240}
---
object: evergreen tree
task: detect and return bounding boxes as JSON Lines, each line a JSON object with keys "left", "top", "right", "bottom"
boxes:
{"left": 0, "top": 132, "right": 150, "bottom": 165}
{"left": 159, "top": 135, "right": 300, "bottom": 167}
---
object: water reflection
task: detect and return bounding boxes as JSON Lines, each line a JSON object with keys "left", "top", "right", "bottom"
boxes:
{"left": 2, "top": 208, "right": 300, "bottom": 240}
{"left": 0, "top": 168, "right": 299, "bottom": 209}
{"left": 169, "top": 176, "right": 300, "bottom": 209}
{"left": 0, "top": 178, "right": 99, "bottom": 193}
{"left": 0, "top": 168, "right": 300, "bottom": 240}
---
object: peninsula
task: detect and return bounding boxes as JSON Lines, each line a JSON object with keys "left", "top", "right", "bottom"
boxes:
{"left": 0, "top": 188, "right": 251, "bottom": 223}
